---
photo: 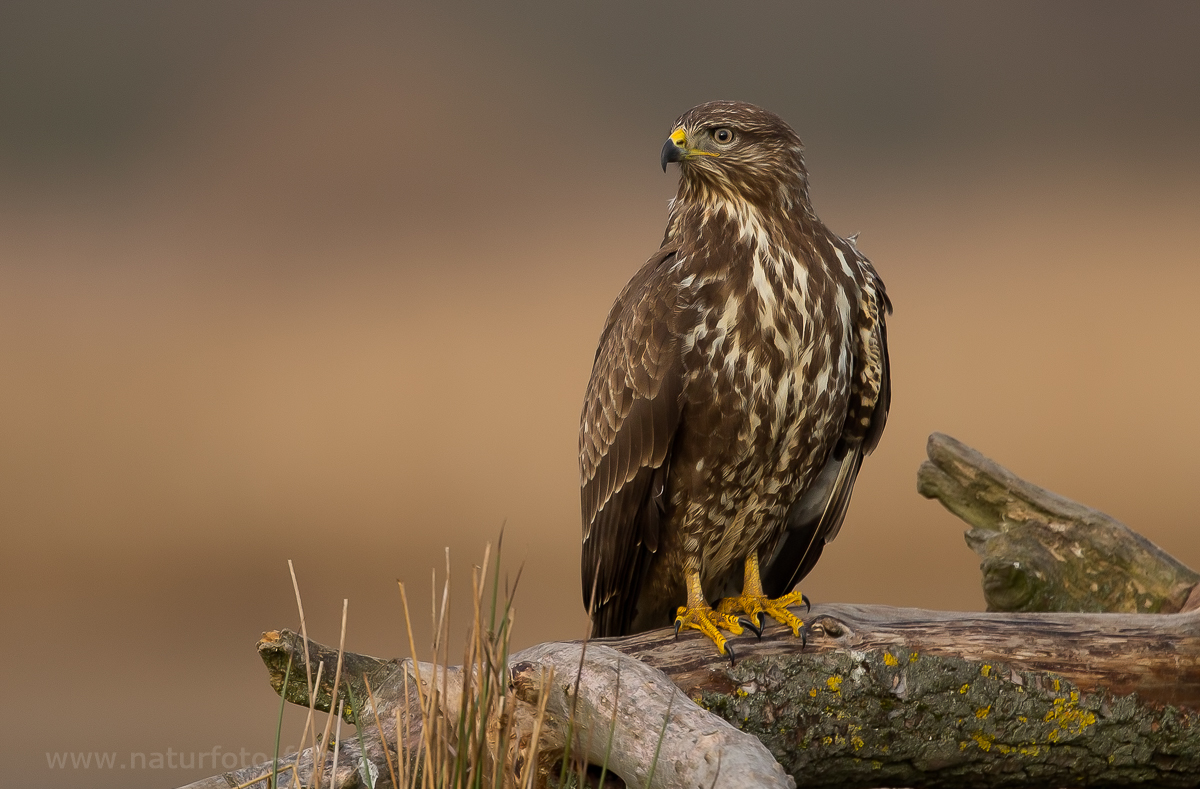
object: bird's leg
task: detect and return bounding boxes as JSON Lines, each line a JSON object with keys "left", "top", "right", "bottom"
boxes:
{"left": 673, "top": 568, "right": 744, "bottom": 658}
{"left": 717, "top": 554, "right": 809, "bottom": 637}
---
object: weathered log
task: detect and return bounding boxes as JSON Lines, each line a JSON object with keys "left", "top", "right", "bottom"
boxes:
{"left": 453, "top": 642, "right": 794, "bottom": 788}
{"left": 628, "top": 605, "right": 1200, "bottom": 786}
{"left": 918, "top": 432, "right": 1200, "bottom": 614}
{"left": 238, "top": 604, "right": 1200, "bottom": 789}
{"left": 244, "top": 629, "right": 795, "bottom": 789}
{"left": 177, "top": 434, "right": 1200, "bottom": 788}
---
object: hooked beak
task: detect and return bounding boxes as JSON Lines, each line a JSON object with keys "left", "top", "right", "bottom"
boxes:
{"left": 660, "top": 128, "right": 688, "bottom": 171}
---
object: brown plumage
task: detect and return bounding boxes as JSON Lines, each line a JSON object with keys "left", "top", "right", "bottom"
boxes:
{"left": 580, "top": 101, "right": 890, "bottom": 643}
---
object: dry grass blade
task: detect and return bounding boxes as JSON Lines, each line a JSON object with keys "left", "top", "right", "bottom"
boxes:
{"left": 398, "top": 581, "right": 436, "bottom": 787}
{"left": 296, "top": 660, "right": 324, "bottom": 788}
{"left": 518, "top": 664, "right": 554, "bottom": 789}
{"left": 231, "top": 763, "right": 296, "bottom": 789}
{"left": 288, "top": 561, "right": 317, "bottom": 789}
{"left": 387, "top": 541, "right": 566, "bottom": 789}
{"left": 268, "top": 542, "right": 573, "bottom": 789}
{"left": 363, "top": 673, "right": 399, "bottom": 789}
{"left": 312, "top": 599, "right": 348, "bottom": 789}
{"left": 437, "top": 551, "right": 453, "bottom": 786}
{"left": 288, "top": 561, "right": 315, "bottom": 722}
{"left": 330, "top": 698, "right": 344, "bottom": 788}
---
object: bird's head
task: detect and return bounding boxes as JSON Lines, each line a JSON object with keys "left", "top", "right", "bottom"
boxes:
{"left": 661, "top": 100, "right": 808, "bottom": 206}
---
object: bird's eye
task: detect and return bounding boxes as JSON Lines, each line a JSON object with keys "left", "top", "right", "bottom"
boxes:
{"left": 712, "top": 128, "right": 734, "bottom": 144}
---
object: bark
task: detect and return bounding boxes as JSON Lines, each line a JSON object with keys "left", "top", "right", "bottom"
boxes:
{"left": 622, "top": 605, "right": 1200, "bottom": 787}
{"left": 177, "top": 434, "right": 1200, "bottom": 788}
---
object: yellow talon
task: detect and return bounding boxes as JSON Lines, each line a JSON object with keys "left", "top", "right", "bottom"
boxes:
{"left": 716, "top": 555, "right": 808, "bottom": 636}
{"left": 675, "top": 570, "right": 744, "bottom": 656}
{"left": 674, "top": 555, "right": 810, "bottom": 658}
{"left": 718, "top": 590, "right": 806, "bottom": 635}
{"left": 674, "top": 604, "right": 744, "bottom": 655}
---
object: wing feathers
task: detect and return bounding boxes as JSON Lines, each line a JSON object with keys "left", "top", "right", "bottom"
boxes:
{"left": 581, "top": 246, "right": 684, "bottom": 635}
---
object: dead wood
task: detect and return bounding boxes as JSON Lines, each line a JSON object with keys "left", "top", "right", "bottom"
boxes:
{"left": 178, "top": 434, "right": 1200, "bottom": 788}
{"left": 918, "top": 432, "right": 1200, "bottom": 614}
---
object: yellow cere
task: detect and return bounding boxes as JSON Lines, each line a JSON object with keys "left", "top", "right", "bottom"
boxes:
{"left": 669, "top": 127, "right": 718, "bottom": 158}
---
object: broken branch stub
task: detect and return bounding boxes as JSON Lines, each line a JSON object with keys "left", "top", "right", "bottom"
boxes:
{"left": 918, "top": 432, "right": 1199, "bottom": 613}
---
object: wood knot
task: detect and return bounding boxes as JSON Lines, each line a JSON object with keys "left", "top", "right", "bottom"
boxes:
{"left": 981, "top": 556, "right": 1036, "bottom": 611}
{"left": 813, "top": 617, "right": 845, "bottom": 638}
{"left": 509, "top": 660, "right": 544, "bottom": 705}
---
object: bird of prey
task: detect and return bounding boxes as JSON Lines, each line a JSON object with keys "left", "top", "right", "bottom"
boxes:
{"left": 579, "top": 101, "right": 890, "bottom": 658}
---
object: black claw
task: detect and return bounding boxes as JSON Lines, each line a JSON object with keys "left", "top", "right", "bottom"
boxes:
{"left": 725, "top": 642, "right": 736, "bottom": 666}
{"left": 738, "top": 616, "right": 762, "bottom": 639}
{"left": 800, "top": 623, "right": 809, "bottom": 649}
{"left": 801, "top": 594, "right": 812, "bottom": 613}
{"left": 673, "top": 620, "right": 682, "bottom": 639}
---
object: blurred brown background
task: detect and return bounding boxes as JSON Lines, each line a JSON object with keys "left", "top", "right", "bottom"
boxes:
{"left": 3, "top": 1, "right": 1199, "bottom": 785}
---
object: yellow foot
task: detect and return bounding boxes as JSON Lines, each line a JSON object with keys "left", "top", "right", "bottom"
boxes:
{"left": 717, "top": 590, "right": 811, "bottom": 639}
{"left": 674, "top": 603, "right": 745, "bottom": 660}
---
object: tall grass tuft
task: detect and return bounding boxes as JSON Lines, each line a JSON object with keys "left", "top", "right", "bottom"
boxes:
{"left": 277, "top": 541, "right": 625, "bottom": 789}
{"left": 395, "top": 539, "right": 555, "bottom": 789}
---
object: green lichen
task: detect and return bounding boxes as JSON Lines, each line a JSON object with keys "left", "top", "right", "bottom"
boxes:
{"left": 693, "top": 648, "right": 1200, "bottom": 788}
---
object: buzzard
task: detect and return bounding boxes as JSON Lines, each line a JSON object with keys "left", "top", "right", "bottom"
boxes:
{"left": 580, "top": 101, "right": 890, "bottom": 657}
